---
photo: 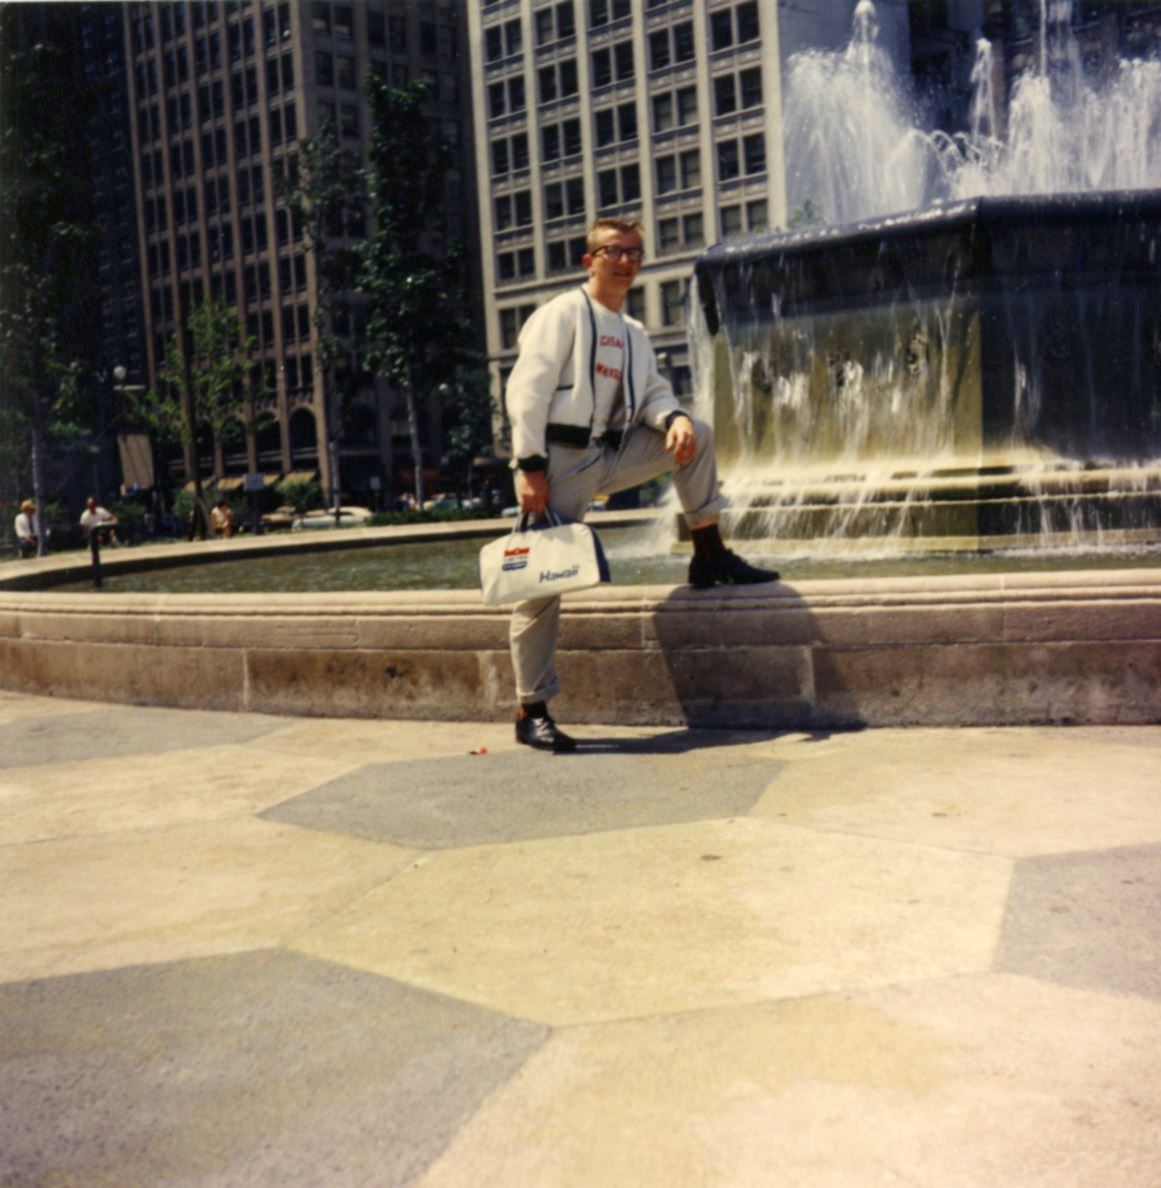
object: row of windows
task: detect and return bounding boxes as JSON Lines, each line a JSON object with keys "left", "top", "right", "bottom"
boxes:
{"left": 490, "top": 56, "right": 761, "bottom": 127}
{"left": 494, "top": 128, "right": 766, "bottom": 192}
{"left": 316, "top": 52, "right": 456, "bottom": 103}
{"left": 485, "top": 3, "right": 759, "bottom": 69}
{"left": 495, "top": 198, "right": 771, "bottom": 294}
{"left": 497, "top": 276, "right": 685, "bottom": 329}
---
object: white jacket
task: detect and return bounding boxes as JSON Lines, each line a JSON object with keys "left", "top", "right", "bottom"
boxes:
{"left": 506, "top": 287, "right": 684, "bottom": 463}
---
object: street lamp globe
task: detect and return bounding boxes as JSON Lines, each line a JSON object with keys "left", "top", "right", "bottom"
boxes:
{"left": 113, "top": 365, "right": 127, "bottom": 384}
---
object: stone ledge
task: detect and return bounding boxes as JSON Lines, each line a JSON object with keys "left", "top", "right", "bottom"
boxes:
{"left": 0, "top": 570, "right": 1158, "bottom": 727}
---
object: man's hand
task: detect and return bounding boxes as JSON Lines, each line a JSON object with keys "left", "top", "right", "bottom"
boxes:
{"left": 515, "top": 468, "right": 549, "bottom": 515}
{"left": 665, "top": 416, "right": 697, "bottom": 466}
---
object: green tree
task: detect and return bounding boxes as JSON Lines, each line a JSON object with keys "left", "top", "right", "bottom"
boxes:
{"left": 135, "top": 299, "right": 254, "bottom": 539}
{"left": 440, "top": 364, "right": 496, "bottom": 500}
{"left": 276, "top": 122, "right": 365, "bottom": 521}
{"left": 359, "top": 78, "right": 477, "bottom": 508}
{"left": 0, "top": 30, "right": 99, "bottom": 555}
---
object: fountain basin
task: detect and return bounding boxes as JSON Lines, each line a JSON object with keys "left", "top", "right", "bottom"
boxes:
{"left": 2, "top": 566, "right": 1158, "bottom": 727}
{"left": 695, "top": 191, "right": 1161, "bottom": 549}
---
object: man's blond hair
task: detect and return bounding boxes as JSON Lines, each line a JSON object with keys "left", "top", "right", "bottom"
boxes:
{"left": 587, "top": 216, "right": 644, "bottom": 253}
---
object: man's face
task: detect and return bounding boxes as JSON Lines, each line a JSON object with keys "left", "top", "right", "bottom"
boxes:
{"left": 584, "top": 228, "right": 644, "bottom": 298}
{"left": 86, "top": 498, "right": 96, "bottom": 512}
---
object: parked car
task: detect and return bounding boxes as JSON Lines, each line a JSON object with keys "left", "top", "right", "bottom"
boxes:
{"left": 291, "top": 506, "right": 373, "bottom": 531}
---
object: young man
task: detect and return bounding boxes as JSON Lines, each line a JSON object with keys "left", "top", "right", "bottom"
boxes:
{"left": 505, "top": 216, "right": 778, "bottom": 752}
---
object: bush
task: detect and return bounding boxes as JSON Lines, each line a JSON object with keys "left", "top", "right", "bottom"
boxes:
{"left": 111, "top": 501, "right": 147, "bottom": 542}
{"left": 275, "top": 478, "right": 322, "bottom": 514}
{"left": 171, "top": 489, "right": 198, "bottom": 527}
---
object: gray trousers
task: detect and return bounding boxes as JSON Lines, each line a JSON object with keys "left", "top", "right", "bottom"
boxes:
{"left": 510, "top": 416, "right": 727, "bottom": 704}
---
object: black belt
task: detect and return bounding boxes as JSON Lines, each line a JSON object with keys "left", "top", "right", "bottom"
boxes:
{"left": 546, "top": 423, "right": 622, "bottom": 450}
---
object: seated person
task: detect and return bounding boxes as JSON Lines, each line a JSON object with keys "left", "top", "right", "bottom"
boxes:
{"left": 79, "top": 497, "right": 119, "bottom": 546}
{"left": 210, "top": 496, "right": 235, "bottom": 538}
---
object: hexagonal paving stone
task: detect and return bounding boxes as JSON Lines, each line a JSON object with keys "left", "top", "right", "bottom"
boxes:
{"left": 0, "top": 706, "right": 285, "bottom": 769}
{"left": 293, "top": 817, "right": 1013, "bottom": 1026}
{"left": 996, "top": 842, "right": 1161, "bottom": 1000}
{"left": 260, "top": 733, "right": 783, "bottom": 847}
{"left": 0, "top": 950, "right": 548, "bottom": 1187}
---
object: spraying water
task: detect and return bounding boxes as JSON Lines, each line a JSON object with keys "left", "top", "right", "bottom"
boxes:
{"left": 783, "top": 0, "right": 1161, "bottom": 224}
{"left": 694, "top": 2, "right": 1161, "bottom": 554}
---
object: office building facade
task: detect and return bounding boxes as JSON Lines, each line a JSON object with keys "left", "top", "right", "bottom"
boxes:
{"left": 467, "top": 0, "right": 915, "bottom": 441}
{"left": 123, "top": 0, "right": 477, "bottom": 501}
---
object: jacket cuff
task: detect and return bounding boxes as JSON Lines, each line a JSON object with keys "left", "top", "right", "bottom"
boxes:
{"left": 513, "top": 454, "right": 548, "bottom": 473}
{"left": 663, "top": 410, "right": 692, "bottom": 431}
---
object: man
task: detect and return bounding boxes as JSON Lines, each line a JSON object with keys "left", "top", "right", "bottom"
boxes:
{"left": 14, "top": 500, "right": 38, "bottom": 558}
{"left": 79, "top": 497, "right": 119, "bottom": 546}
{"left": 211, "top": 496, "right": 235, "bottom": 538}
{"left": 506, "top": 216, "right": 778, "bottom": 752}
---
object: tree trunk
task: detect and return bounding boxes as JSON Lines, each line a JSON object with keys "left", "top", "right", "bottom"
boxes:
{"left": 30, "top": 423, "right": 48, "bottom": 558}
{"left": 405, "top": 373, "right": 425, "bottom": 508}
{"left": 327, "top": 371, "right": 342, "bottom": 526}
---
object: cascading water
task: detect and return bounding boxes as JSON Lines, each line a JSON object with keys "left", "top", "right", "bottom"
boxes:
{"left": 695, "top": 0, "right": 1161, "bottom": 554}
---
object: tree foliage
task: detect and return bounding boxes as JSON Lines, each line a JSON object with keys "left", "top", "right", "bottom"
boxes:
{"left": 132, "top": 298, "right": 254, "bottom": 538}
{"left": 359, "top": 77, "right": 483, "bottom": 506}
{"left": 0, "top": 28, "right": 99, "bottom": 551}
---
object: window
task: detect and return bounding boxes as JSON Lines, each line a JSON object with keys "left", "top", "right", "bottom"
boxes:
{"left": 494, "top": 194, "right": 513, "bottom": 230}
{"left": 509, "top": 75, "right": 526, "bottom": 111}
{"left": 512, "top": 132, "right": 529, "bottom": 169}
{"left": 592, "top": 47, "right": 612, "bottom": 89}
{"left": 485, "top": 25, "right": 503, "bottom": 62}
{"left": 654, "top": 85, "right": 696, "bottom": 131}
{"left": 539, "top": 63, "right": 556, "bottom": 102}
{"left": 514, "top": 190, "right": 532, "bottom": 226}
{"left": 710, "top": 9, "right": 733, "bottom": 50}
{"left": 336, "top": 54, "right": 355, "bottom": 89}
{"left": 535, "top": 9, "right": 553, "bottom": 45}
{"left": 544, "top": 176, "right": 584, "bottom": 220}
{"left": 673, "top": 21, "right": 694, "bottom": 61}
{"left": 737, "top": 1, "right": 759, "bottom": 43}
{"left": 597, "top": 163, "right": 639, "bottom": 209}
{"left": 625, "top": 288, "right": 645, "bottom": 320}
{"left": 649, "top": 29, "right": 670, "bottom": 71}
{"left": 594, "top": 108, "right": 614, "bottom": 147}
{"left": 340, "top": 103, "right": 359, "bottom": 139}
{"left": 618, "top": 102, "right": 637, "bottom": 141}
{"left": 488, "top": 80, "right": 506, "bottom": 118}
{"left": 367, "top": 10, "right": 385, "bottom": 46}
{"left": 657, "top": 214, "right": 703, "bottom": 253}
{"left": 655, "top": 156, "right": 677, "bottom": 195}
{"left": 746, "top": 199, "right": 768, "bottom": 231}
{"left": 544, "top": 118, "right": 579, "bottom": 161}
{"left": 421, "top": 20, "right": 437, "bottom": 53}
{"left": 504, "top": 18, "right": 522, "bottom": 56}
{"left": 334, "top": 5, "right": 352, "bottom": 38}
{"left": 661, "top": 279, "right": 686, "bottom": 326}
{"left": 539, "top": 58, "right": 577, "bottom": 103}
{"left": 556, "top": 3, "right": 575, "bottom": 38}
{"left": 500, "top": 307, "right": 519, "bottom": 348}
{"left": 717, "top": 140, "right": 739, "bottom": 181}
{"left": 743, "top": 132, "right": 765, "bottom": 174}
{"left": 739, "top": 67, "right": 762, "bottom": 108}
{"left": 589, "top": 0, "right": 630, "bottom": 28}
{"left": 714, "top": 74, "right": 736, "bottom": 116}
{"left": 655, "top": 149, "right": 699, "bottom": 194}
{"left": 614, "top": 40, "right": 634, "bottom": 81}
{"left": 312, "top": 4, "right": 331, "bottom": 34}
{"left": 492, "top": 138, "right": 510, "bottom": 175}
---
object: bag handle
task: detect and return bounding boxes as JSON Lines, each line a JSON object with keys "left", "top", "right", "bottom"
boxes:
{"left": 514, "top": 509, "right": 565, "bottom": 534}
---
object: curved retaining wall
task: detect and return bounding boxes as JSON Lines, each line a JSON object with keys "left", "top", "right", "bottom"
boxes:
{"left": 1, "top": 567, "right": 1159, "bottom": 727}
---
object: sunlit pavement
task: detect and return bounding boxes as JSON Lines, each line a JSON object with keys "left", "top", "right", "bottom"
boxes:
{"left": 1, "top": 690, "right": 1158, "bottom": 1186}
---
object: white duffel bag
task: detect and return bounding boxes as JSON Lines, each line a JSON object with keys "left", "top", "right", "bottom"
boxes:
{"left": 479, "top": 512, "right": 610, "bottom": 605}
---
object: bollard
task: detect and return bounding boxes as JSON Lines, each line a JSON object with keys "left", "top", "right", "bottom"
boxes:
{"left": 90, "top": 531, "right": 103, "bottom": 588}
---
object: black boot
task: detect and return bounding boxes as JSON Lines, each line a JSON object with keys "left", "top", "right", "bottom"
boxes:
{"left": 515, "top": 707, "right": 577, "bottom": 752}
{"left": 688, "top": 549, "right": 780, "bottom": 589}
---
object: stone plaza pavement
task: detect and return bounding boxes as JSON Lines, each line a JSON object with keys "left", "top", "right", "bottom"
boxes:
{"left": 0, "top": 690, "right": 1158, "bottom": 1186}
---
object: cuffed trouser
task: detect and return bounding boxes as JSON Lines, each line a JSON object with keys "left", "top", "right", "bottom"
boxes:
{"left": 510, "top": 417, "right": 727, "bottom": 704}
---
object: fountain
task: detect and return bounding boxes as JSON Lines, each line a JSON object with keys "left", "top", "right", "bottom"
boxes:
{"left": 695, "top": 0, "right": 1161, "bottom": 553}
{"left": 1, "top": 1, "right": 1159, "bottom": 730}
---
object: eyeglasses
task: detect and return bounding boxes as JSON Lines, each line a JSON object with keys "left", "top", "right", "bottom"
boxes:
{"left": 593, "top": 245, "right": 645, "bottom": 263}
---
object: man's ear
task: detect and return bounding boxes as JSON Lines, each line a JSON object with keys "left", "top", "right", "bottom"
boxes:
{"left": 581, "top": 253, "right": 593, "bottom": 270}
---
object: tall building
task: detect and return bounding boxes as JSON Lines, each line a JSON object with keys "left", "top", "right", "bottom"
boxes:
{"left": 466, "top": 0, "right": 909, "bottom": 443}
{"left": 123, "top": 0, "right": 478, "bottom": 502}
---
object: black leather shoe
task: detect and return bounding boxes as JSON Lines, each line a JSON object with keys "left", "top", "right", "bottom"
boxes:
{"left": 515, "top": 712, "right": 578, "bottom": 752}
{"left": 688, "top": 549, "right": 780, "bottom": 589}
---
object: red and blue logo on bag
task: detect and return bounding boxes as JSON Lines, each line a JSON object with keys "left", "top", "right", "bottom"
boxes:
{"left": 502, "top": 545, "right": 530, "bottom": 572}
